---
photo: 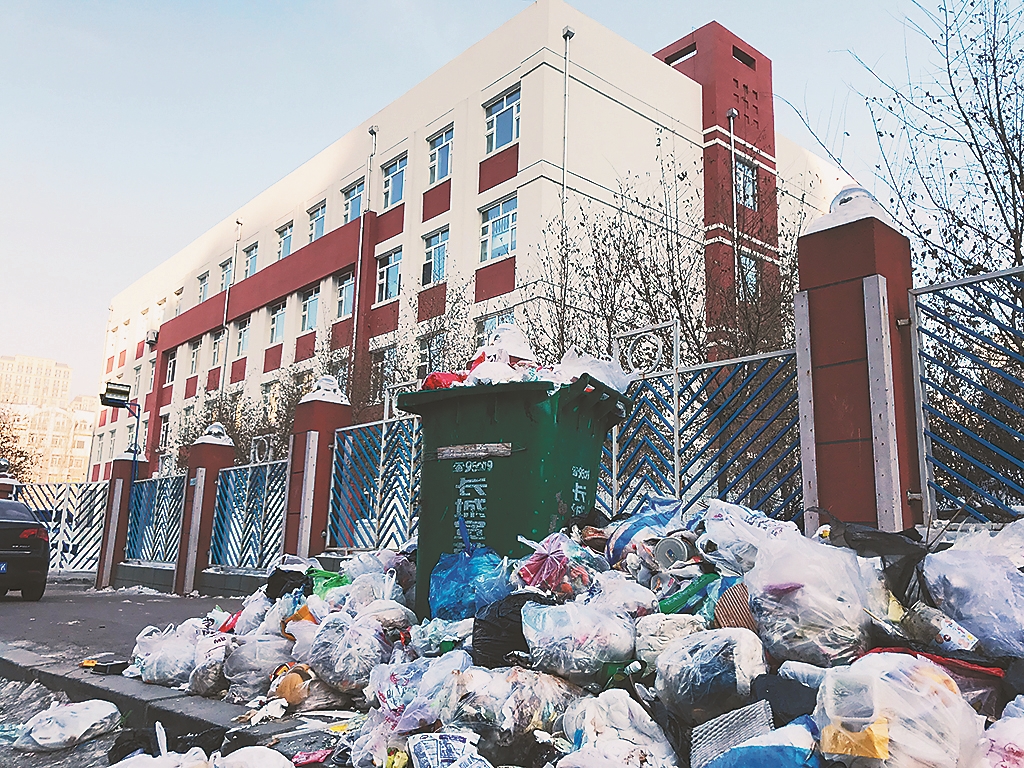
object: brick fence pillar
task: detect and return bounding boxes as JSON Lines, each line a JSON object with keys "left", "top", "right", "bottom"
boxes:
{"left": 173, "top": 424, "right": 235, "bottom": 595}
{"left": 796, "top": 187, "right": 921, "bottom": 533}
{"left": 285, "top": 376, "right": 352, "bottom": 558}
{"left": 96, "top": 452, "right": 151, "bottom": 589}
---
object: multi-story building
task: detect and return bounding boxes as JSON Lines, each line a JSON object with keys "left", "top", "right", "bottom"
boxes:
{"left": 8, "top": 395, "right": 99, "bottom": 483}
{"left": 91, "top": 0, "right": 850, "bottom": 480}
{"left": 0, "top": 355, "right": 72, "bottom": 409}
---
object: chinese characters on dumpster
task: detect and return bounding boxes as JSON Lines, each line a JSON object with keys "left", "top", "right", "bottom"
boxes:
{"left": 453, "top": 460, "right": 493, "bottom": 548}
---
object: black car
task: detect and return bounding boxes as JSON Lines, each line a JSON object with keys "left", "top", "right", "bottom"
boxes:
{"left": 0, "top": 499, "right": 49, "bottom": 600}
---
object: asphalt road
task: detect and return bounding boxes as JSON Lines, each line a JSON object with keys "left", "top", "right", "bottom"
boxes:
{"left": 0, "top": 576, "right": 245, "bottom": 664}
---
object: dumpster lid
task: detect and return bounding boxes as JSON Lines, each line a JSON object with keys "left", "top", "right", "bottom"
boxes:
{"left": 397, "top": 381, "right": 555, "bottom": 414}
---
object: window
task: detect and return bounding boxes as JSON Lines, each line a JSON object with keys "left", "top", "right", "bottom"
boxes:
{"left": 382, "top": 156, "right": 406, "bottom": 209}
{"left": 133, "top": 366, "right": 142, "bottom": 398}
{"left": 369, "top": 345, "right": 397, "bottom": 403}
{"left": 236, "top": 317, "right": 250, "bottom": 357}
{"left": 308, "top": 201, "right": 326, "bottom": 242}
{"left": 148, "top": 359, "right": 156, "bottom": 391}
{"left": 423, "top": 228, "right": 448, "bottom": 285}
{"left": 418, "top": 333, "right": 446, "bottom": 379}
{"left": 164, "top": 351, "right": 176, "bottom": 385}
{"left": 159, "top": 414, "right": 170, "bottom": 448}
{"left": 739, "top": 251, "right": 759, "bottom": 299}
{"left": 343, "top": 181, "right": 364, "bottom": 223}
{"left": 480, "top": 196, "right": 517, "bottom": 262}
{"left": 261, "top": 381, "right": 281, "bottom": 420}
{"left": 220, "top": 259, "right": 233, "bottom": 292}
{"left": 269, "top": 302, "right": 286, "bottom": 343}
{"left": 376, "top": 249, "right": 402, "bottom": 302}
{"left": 300, "top": 287, "right": 320, "bottom": 332}
{"left": 140, "top": 419, "right": 148, "bottom": 447}
{"left": 337, "top": 270, "right": 355, "bottom": 318}
{"left": 189, "top": 341, "right": 201, "bottom": 376}
{"left": 243, "top": 243, "right": 258, "bottom": 278}
{"left": 197, "top": 273, "right": 209, "bottom": 303}
{"left": 182, "top": 406, "right": 193, "bottom": 430}
{"left": 476, "top": 308, "right": 515, "bottom": 347}
{"left": 277, "top": 222, "right": 293, "bottom": 260}
{"left": 127, "top": 422, "right": 136, "bottom": 451}
{"left": 485, "top": 88, "right": 520, "bottom": 154}
{"left": 108, "top": 430, "right": 116, "bottom": 460}
{"left": 94, "top": 435, "right": 104, "bottom": 463}
{"left": 211, "top": 330, "right": 224, "bottom": 367}
{"left": 735, "top": 158, "right": 758, "bottom": 211}
{"left": 428, "top": 127, "right": 453, "bottom": 185}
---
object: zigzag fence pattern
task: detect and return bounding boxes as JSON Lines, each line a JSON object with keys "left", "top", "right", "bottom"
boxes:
{"left": 125, "top": 474, "right": 185, "bottom": 563}
{"left": 210, "top": 460, "right": 288, "bottom": 570}
{"left": 16, "top": 481, "right": 108, "bottom": 571}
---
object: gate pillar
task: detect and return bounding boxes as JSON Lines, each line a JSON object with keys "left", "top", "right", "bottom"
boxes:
{"left": 286, "top": 376, "right": 352, "bottom": 558}
{"left": 796, "top": 187, "right": 921, "bottom": 532}
{"left": 96, "top": 452, "right": 151, "bottom": 589}
{"left": 173, "top": 423, "right": 235, "bottom": 595}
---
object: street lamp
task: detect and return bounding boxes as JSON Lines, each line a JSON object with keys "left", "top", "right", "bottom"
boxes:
{"left": 100, "top": 381, "right": 141, "bottom": 498}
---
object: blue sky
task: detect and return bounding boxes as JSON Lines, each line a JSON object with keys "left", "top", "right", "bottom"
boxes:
{"left": 0, "top": 0, "right": 932, "bottom": 397}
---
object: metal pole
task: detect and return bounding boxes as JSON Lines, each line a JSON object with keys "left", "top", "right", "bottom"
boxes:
{"left": 908, "top": 293, "right": 936, "bottom": 529}
{"left": 348, "top": 126, "right": 378, "bottom": 403}
{"left": 726, "top": 108, "right": 740, "bottom": 294}
{"left": 561, "top": 26, "right": 574, "bottom": 219}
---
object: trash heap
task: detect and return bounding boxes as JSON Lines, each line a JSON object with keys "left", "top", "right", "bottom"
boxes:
{"left": 121, "top": 494, "right": 1024, "bottom": 768}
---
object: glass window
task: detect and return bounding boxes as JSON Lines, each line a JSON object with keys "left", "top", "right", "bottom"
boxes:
{"left": 735, "top": 158, "right": 758, "bottom": 211}
{"left": 261, "top": 381, "right": 281, "bottom": 419}
{"left": 95, "top": 434, "right": 104, "bottom": 463}
{"left": 219, "top": 259, "right": 233, "bottom": 292}
{"left": 343, "top": 181, "right": 364, "bottom": 223}
{"left": 382, "top": 156, "right": 406, "bottom": 209}
{"left": 376, "top": 249, "right": 402, "bottom": 303}
{"left": 236, "top": 317, "right": 250, "bottom": 357}
{"left": 739, "top": 251, "right": 759, "bottom": 299}
{"left": 337, "top": 270, "right": 355, "bottom": 318}
{"left": 243, "top": 243, "right": 258, "bottom": 278}
{"left": 189, "top": 340, "right": 201, "bottom": 376}
{"left": 485, "top": 88, "right": 520, "bottom": 154}
{"left": 369, "top": 345, "right": 397, "bottom": 403}
{"left": 182, "top": 405, "right": 193, "bottom": 430}
{"left": 148, "top": 359, "right": 156, "bottom": 391}
{"left": 269, "top": 302, "right": 286, "bottom": 343}
{"left": 475, "top": 308, "right": 515, "bottom": 347}
{"left": 308, "top": 201, "right": 326, "bottom": 242}
{"left": 423, "top": 228, "right": 448, "bottom": 286}
{"left": 277, "top": 222, "right": 293, "bottom": 260}
{"left": 417, "top": 333, "right": 445, "bottom": 379}
{"left": 428, "top": 127, "right": 453, "bottom": 185}
{"left": 108, "top": 430, "right": 116, "bottom": 459}
{"left": 480, "top": 196, "right": 517, "bottom": 262}
{"left": 127, "top": 422, "right": 137, "bottom": 451}
{"left": 164, "top": 350, "right": 176, "bottom": 385}
{"left": 133, "top": 366, "right": 142, "bottom": 398}
{"left": 211, "top": 330, "right": 224, "bottom": 368}
{"left": 159, "top": 414, "right": 170, "bottom": 448}
{"left": 197, "top": 273, "right": 209, "bottom": 303}
{"left": 300, "top": 287, "right": 320, "bottom": 333}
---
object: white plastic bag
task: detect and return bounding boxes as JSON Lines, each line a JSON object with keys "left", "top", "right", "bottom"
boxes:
{"left": 562, "top": 689, "right": 677, "bottom": 767}
{"left": 13, "top": 699, "right": 120, "bottom": 752}
{"left": 141, "top": 619, "right": 207, "bottom": 686}
{"left": 222, "top": 635, "right": 293, "bottom": 704}
{"left": 586, "top": 571, "right": 659, "bottom": 618}
{"left": 634, "top": 613, "right": 706, "bottom": 668}
{"left": 695, "top": 500, "right": 801, "bottom": 576}
{"left": 308, "top": 614, "right": 391, "bottom": 692}
{"left": 554, "top": 347, "right": 634, "bottom": 393}
{"left": 234, "top": 589, "right": 273, "bottom": 635}
{"left": 213, "top": 745, "right": 292, "bottom": 767}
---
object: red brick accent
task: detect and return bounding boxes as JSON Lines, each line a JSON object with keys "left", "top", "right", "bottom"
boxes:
{"left": 157, "top": 292, "right": 226, "bottom": 351}
{"left": 422, "top": 179, "right": 451, "bottom": 222}
{"left": 118, "top": 350, "right": 126, "bottom": 368}
{"left": 103, "top": 462, "right": 112, "bottom": 481}
{"left": 144, "top": 392, "right": 155, "bottom": 412}
{"left": 136, "top": 341, "right": 145, "bottom": 360}
{"left": 110, "top": 408, "right": 119, "bottom": 423}
{"left": 374, "top": 204, "right": 405, "bottom": 244}
{"left": 206, "top": 367, "right": 221, "bottom": 392}
{"left": 184, "top": 375, "right": 198, "bottom": 399}
{"left": 479, "top": 144, "right": 518, "bottom": 193}
{"left": 98, "top": 410, "right": 107, "bottom": 427}
{"left": 105, "top": 356, "right": 114, "bottom": 374}
{"left": 264, "top": 344, "right": 283, "bottom": 373}
{"left": 331, "top": 318, "right": 353, "bottom": 351}
{"left": 159, "top": 384, "right": 173, "bottom": 407}
{"left": 295, "top": 331, "right": 316, "bottom": 362}
{"left": 418, "top": 283, "right": 447, "bottom": 322}
{"left": 368, "top": 301, "right": 399, "bottom": 336}
{"left": 230, "top": 358, "right": 246, "bottom": 384}
{"left": 475, "top": 257, "right": 515, "bottom": 302}
{"left": 91, "top": 464, "right": 100, "bottom": 482}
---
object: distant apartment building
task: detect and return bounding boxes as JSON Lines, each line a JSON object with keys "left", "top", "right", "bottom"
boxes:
{"left": 0, "top": 355, "right": 72, "bottom": 408}
{"left": 91, "top": 0, "right": 850, "bottom": 480}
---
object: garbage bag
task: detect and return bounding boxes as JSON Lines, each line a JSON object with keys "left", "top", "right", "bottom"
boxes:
{"left": 703, "top": 716, "right": 821, "bottom": 768}
{"left": 308, "top": 613, "right": 391, "bottom": 693}
{"left": 813, "top": 652, "right": 984, "bottom": 768}
{"left": 429, "top": 546, "right": 511, "bottom": 620}
{"left": 982, "top": 696, "right": 1024, "bottom": 767}
{"left": 605, "top": 494, "right": 689, "bottom": 567}
{"left": 356, "top": 599, "right": 417, "bottom": 630}
{"left": 411, "top": 617, "right": 475, "bottom": 658}
{"left": 826, "top": 516, "right": 929, "bottom": 605}
{"left": 514, "top": 532, "right": 608, "bottom": 599}
{"left": 937, "top": 519, "right": 1024, "bottom": 569}
{"left": 310, "top": 568, "right": 351, "bottom": 598}
{"left": 586, "top": 571, "right": 658, "bottom": 618}
{"left": 110, "top": 748, "right": 211, "bottom": 767}
{"left": 141, "top": 619, "right": 207, "bottom": 686}
{"left": 405, "top": 732, "right": 480, "bottom": 768}
{"left": 234, "top": 589, "right": 273, "bottom": 635}
{"left": 188, "top": 634, "right": 235, "bottom": 697}
{"left": 215, "top": 745, "right": 292, "bottom": 767}
{"left": 555, "top": 346, "right": 634, "bottom": 393}
{"left": 745, "top": 533, "right": 886, "bottom": 666}
{"left": 13, "top": 699, "right": 120, "bottom": 752}
{"left": 337, "top": 572, "right": 406, "bottom": 615}
{"left": 265, "top": 567, "right": 312, "bottom": 601}
{"left": 562, "top": 689, "right": 677, "bottom": 767}
{"left": 472, "top": 592, "right": 556, "bottom": 668}
{"left": 922, "top": 548, "right": 1024, "bottom": 658}
{"left": 634, "top": 613, "right": 706, "bottom": 668}
{"left": 521, "top": 599, "right": 635, "bottom": 684}
{"left": 751, "top": 674, "right": 818, "bottom": 728}
{"left": 222, "top": 635, "right": 293, "bottom": 704}
{"left": 695, "top": 499, "right": 801, "bottom": 576}
{"left": 654, "top": 627, "right": 767, "bottom": 726}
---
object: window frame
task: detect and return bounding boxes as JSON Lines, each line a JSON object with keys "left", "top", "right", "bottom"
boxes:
{"left": 422, "top": 227, "right": 449, "bottom": 286}
{"left": 211, "top": 330, "right": 224, "bottom": 368}
{"left": 369, "top": 345, "right": 397, "bottom": 404}
{"left": 277, "top": 222, "right": 294, "bottom": 260}
{"left": 243, "top": 243, "right": 258, "bottom": 278}
{"left": 300, "top": 286, "right": 320, "bottom": 333}
{"left": 189, "top": 340, "right": 201, "bottom": 376}
{"left": 336, "top": 270, "right": 355, "bottom": 319}
{"left": 475, "top": 308, "right": 515, "bottom": 348}
{"left": 236, "top": 317, "right": 250, "bottom": 357}
{"left": 734, "top": 157, "right": 758, "bottom": 211}
{"left": 479, "top": 195, "right": 518, "bottom": 262}
{"left": 738, "top": 250, "right": 760, "bottom": 300}
{"left": 269, "top": 302, "right": 286, "bottom": 344}
{"left": 427, "top": 126, "right": 454, "bottom": 186}
{"left": 417, "top": 332, "right": 446, "bottom": 380}
{"left": 164, "top": 351, "right": 176, "bottom": 386}
{"left": 382, "top": 156, "right": 407, "bottom": 210}
{"left": 376, "top": 248, "right": 402, "bottom": 304}
{"left": 308, "top": 201, "right": 326, "bottom": 243}
{"left": 343, "top": 181, "right": 364, "bottom": 224}
{"left": 219, "top": 259, "right": 233, "bottom": 292}
{"left": 197, "top": 272, "right": 209, "bottom": 303}
{"left": 158, "top": 414, "right": 170, "bottom": 448}
{"left": 485, "top": 88, "right": 521, "bottom": 154}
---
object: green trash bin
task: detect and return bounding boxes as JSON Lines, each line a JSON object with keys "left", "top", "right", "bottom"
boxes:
{"left": 397, "top": 373, "right": 631, "bottom": 619}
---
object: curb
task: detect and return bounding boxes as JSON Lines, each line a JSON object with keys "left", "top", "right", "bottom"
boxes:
{"left": 0, "top": 641, "right": 296, "bottom": 743}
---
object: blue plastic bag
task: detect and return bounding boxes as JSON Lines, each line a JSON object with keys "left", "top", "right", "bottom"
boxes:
{"left": 704, "top": 716, "right": 821, "bottom": 768}
{"left": 429, "top": 518, "right": 511, "bottom": 620}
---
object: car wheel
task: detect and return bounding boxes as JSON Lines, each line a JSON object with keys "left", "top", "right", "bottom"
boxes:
{"left": 21, "top": 583, "right": 44, "bottom": 602}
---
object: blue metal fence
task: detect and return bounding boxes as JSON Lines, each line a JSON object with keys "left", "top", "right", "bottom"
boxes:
{"left": 911, "top": 266, "right": 1024, "bottom": 522}
{"left": 125, "top": 474, "right": 185, "bottom": 563}
{"left": 16, "top": 481, "right": 108, "bottom": 571}
{"left": 209, "top": 460, "right": 288, "bottom": 570}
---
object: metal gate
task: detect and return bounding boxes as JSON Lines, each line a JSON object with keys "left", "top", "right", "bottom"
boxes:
{"left": 210, "top": 460, "right": 288, "bottom": 569}
{"left": 600, "top": 323, "right": 803, "bottom": 521}
{"left": 16, "top": 481, "right": 108, "bottom": 571}
{"left": 328, "top": 417, "right": 421, "bottom": 551}
{"left": 911, "top": 266, "right": 1024, "bottom": 522}
{"left": 125, "top": 474, "right": 186, "bottom": 563}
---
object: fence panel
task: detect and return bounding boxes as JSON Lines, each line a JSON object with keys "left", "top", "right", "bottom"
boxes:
{"left": 17, "top": 481, "right": 108, "bottom": 571}
{"left": 210, "top": 460, "right": 288, "bottom": 570}
{"left": 911, "top": 267, "right": 1024, "bottom": 522}
{"left": 125, "top": 474, "right": 186, "bottom": 563}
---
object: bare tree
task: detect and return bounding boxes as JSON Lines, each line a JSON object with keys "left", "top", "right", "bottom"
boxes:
{"left": 0, "top": 408, "right": 38, "bottom": 482}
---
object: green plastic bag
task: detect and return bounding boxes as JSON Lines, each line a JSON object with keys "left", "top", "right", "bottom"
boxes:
{"left": 310, "top": 568, "right": 350, "bottom": 598}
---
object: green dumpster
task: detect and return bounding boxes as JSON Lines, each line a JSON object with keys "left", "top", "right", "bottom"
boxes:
{"left": 397, "top": 374, "right": 631, "bottom": 619}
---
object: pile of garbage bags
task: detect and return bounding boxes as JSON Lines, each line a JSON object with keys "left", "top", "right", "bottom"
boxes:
{"left": 125, "top": 497, "right": 1024, "bottom": 768}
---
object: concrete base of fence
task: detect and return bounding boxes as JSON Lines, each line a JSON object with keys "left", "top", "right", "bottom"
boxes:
{"left": 196, "top": 569, "right": 267, "bottom": 597}
{"left": 113, "top": 562, "right": 175, "bottom": 593}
